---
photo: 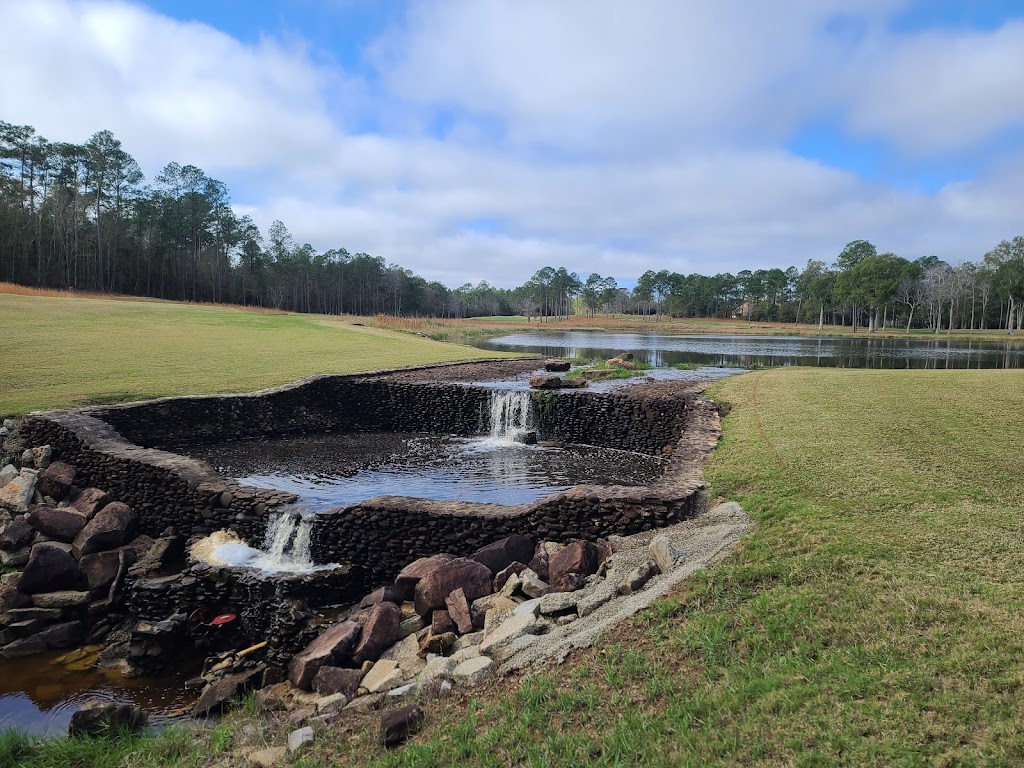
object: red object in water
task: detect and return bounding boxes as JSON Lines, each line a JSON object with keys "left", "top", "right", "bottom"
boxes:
{"left": 210, "top": 613, "right": 237, "bottom": 627}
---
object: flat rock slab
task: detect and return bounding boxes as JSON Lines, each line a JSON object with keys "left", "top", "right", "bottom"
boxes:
{"left": 453, "top": 656, "right": 494, "bottom": 686}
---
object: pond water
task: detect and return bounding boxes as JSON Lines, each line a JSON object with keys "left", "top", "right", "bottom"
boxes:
{"left": 475, "top": 331, "right": 1024, "bottom": 369}
{"left": 0, "top": 648, "right": 199, "bottom": 736}
{"left": 188, "top": 431, "right": 665, "bottom": 509}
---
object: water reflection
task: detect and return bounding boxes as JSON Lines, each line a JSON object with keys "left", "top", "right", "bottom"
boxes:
{"left": 476, "top": 332, "right": 1024, "bottom": 369}
{"left": 189, "top": 432, "right": 665, "bottom": 509}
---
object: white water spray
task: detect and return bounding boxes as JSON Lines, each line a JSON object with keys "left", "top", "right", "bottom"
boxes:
{"left": 487, "top": 390, "right": 534, "bottom": 442}
{"left": 262, "top": 512, "right": 315, "bottom": 569}
{"left": 190, "top": 511, "right": 325, "bottom": 573}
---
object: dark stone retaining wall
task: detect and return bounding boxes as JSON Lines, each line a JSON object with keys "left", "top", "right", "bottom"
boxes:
{"left": 19, "top": 372, "right": 701, "bottom": 592}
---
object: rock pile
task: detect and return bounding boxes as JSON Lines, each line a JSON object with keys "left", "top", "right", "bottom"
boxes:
{"left": 0, "top": 441, "right": 168, "bottom": 658}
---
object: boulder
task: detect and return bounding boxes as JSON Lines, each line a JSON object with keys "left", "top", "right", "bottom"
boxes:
{"left": 38, "top": 621, "right": 85, "bottom": 648}
{"left": 0, "top": 516, "right": 34, "bottom": 551}
{"left": 193, "top": 668, "right": 262, "bottom": 716}
{"left": 352, "top": 602, "right": 401, "bottom": 665}
{"left": 72, "top": 502, "right": 134, "bottom": 559}
{"left": 69, "top": 700, "right": 148, "bottom": 737}
{"left": 0, "top": 465, "right": 17, "bottom": 487}
{"left": 288, "top": 620, "right": 361, "bottom": 690}
{"left": 445, "top": 588, "right": 474, "bottom": 634}
{"left": 431, "top": 609, "right": 456, "bottom": 635}
{"left": 70, "top": 488, "right": 111, "bottom": 520}
{"left": 413, "top": 557, "right": 493, "bottom": 617}
{"left": 538, "top": 591, "right": 580, "bottom": 616}
{"left": 649, "top": 535, "right": 683, "bottom": 573}
{"left": 618, "top": 560, "right": 660, "bottom": 595}
{"left": 452, "top": 656, "right": 494, "bottom": 686}
{"left": 518, "top": 568, "right": 548, "bottom": 599}
{"left": 493, "top": 562, "right": 527, "bottom": 592}
{"left": 548, "top": 541, "right": 599, "bottom": 586}
{"left": 38, "top": 461, "right": 75, "bottom": 500}
{"left": 527, "top": 374, "right": 588, "bottom": 389}
{"left": 361, "top": 659, "right": 404, "bottom": 693}
{"left": 79, "top": 548, "right": 138, "bottom": 597}
{"left": 31, "top": 590, "right": 90, "bottom": 609}
{"left": 0, "top": 469, "right": 38, "bottom": 514}
{"left": 380, "top": 704, "right": 424, "bottom": 747}
{"left": 553, "top": 572, "right": 589, "bottom": 593}
{"left": 287, "top": 726, "right": 314, "bottom": 754}
{"left": 31, "top": 446, "right": 52, "bottom": 470}
{"left": 479, "top": 613, "right": 546, "bottom": 656}
{"left": 359, "top": 585, "right": 403, "bottom": 609}
{"left": 0, "top": 547, "right": 29, "bottom": 568}
{"left": 543, "top": 360, "right": 571, "bottom": 372}
{"left": 470, "top": 535, "right": 536, "bottom": 576}
{"left": 313, "top": 666, "right": 363, "bottom": 698}
{"left": 18, "top": 543, "right": 83, "bottom": 594}
{"left": 528, "top": 544, "right": 549, "bottom": 581}
{"left": 27, "top": 505, "right": 87, "bottom": 542}
{"left": 394, "top": 554, "right": 456, "bottom": 600}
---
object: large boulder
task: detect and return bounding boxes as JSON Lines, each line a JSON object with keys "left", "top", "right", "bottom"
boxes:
{"left": 79, "top": 548, "right": 139, "bottom": 597}
{"left": 18, "top": 543, "right": 83, "bottom": 594}
{"left": 0, "top": 469, "right": 38, "bottom": 514}
{"left": 38, "top": 461, "right": 76, "bottom": 500}
{"left": 287, "top": 620, "right": 361, "bottom": 690}
{"left": 72, "top": 502, "right": 134, "bottom": 559}
{"left": 470, "top": 535, "right": 537, "bottom": 576}
{"left": 445, "top": 588, "right": 474, "bottom": 634}
{"left": 69, "top": 700, "right": 148, "bottom": 737}
{"left": 359, "top": 585, "right": 403, "bottom": 609}
{"left": 313, "top": 666, "right": 363, "bottom": 698}
{"left": 192, "top": 668, "right": 262, "bottom": 717}
{"left": 544, "top": 360, "right": 571, "bottom": 372}
{"left": 352, "top": 602, "right": 401, "bottom": 665}
{"left": 0, "top": 516, "right": 34, "bottom": 551}
{"left": 413, "top": 557, "right": 493, "bottom": 618}
{"left": 528, "top": 374, "right": 587, "bottom": 390}
{"left": 70, "top": 488, "right": 111, "bottom": 520}
{"left": 27, "top": 505, "right": 88, "bottom": 542}
{"left": 380, "top": 704, "right": 424, "bottom": 747}
{"left": 548, "top": 541, "right": 599, "bottom": 586}
{"left": 394, "top": 554, "right": 456, "bottom": 600}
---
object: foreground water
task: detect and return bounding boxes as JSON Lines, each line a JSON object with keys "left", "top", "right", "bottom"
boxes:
{"left": 476, "top": 331, "right": 1024, "bottom": 369}
{"left": 0, "top": 648, "right": 199, "bottom": 736}
{"left": 189, "top": 431, "right": 665, "bottom": 508}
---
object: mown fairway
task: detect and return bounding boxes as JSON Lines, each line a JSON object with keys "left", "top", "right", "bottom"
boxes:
{"left": 0, "top": 294, "right": 513, "bottom": 416}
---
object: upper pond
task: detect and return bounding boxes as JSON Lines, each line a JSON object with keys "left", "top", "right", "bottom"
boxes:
{"left": 476, "top": 331, "right": 1024, "bottom": 369}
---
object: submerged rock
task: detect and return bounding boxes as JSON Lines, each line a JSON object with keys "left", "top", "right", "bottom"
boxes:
{"left": 69, "top": 700, "right": 148, "bottom": 737}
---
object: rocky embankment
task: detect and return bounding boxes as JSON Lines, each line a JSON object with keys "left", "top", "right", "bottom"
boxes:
{"left": 0, "top": 425, "right": 183, "bottom": 660}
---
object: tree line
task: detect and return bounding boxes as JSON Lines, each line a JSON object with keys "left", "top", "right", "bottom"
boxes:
{"left": 2, "top": 120, "right": 1022, "bottom": 333}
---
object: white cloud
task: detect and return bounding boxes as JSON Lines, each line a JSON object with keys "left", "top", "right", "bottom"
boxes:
{"left": 843, "top": 19, "right": 1024, "bottom": 153}
{"left": 1, "top": 0, "right": 1022, "bottom": 289}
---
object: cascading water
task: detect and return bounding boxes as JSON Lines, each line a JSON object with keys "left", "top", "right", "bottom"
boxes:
{"left": 262, "top": 512, "right": 315, "bottom": 569}
{"left": 487, "top": 389, "right": 534, "bottom": 442}
{"left": 190, "top": 511, "right": 326, "bottom": 572}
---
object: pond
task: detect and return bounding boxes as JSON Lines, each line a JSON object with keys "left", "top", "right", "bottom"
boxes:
{"left": 475, "top": 331, "right": 1024, "bottom": 369}
{"left": 187, "top": 431, "right": 665, "bottom": 509}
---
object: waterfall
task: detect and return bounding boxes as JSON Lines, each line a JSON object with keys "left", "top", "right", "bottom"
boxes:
{"left": 262, "top": 512, "right": 315, "bottom": 569}
{"left": 488, "top": 389, "right": 534, "bottom": 442}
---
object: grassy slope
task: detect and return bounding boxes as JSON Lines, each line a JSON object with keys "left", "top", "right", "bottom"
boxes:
{"left": 0, "top": 295, "right": 514, "bottom": 416}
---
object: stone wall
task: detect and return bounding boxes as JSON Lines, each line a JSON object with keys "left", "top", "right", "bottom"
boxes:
{"left": 19, "top": 371, "right": 699, "bottom": 579}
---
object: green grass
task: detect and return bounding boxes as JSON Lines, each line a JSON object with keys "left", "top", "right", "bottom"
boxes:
{"left": 7, "top": 361, "right": 1024, "bottom": 764}
{"left": 564, "top": 360, "right": 653, "bottom": 381}
{"left": 0, "top": 295, "right": 518, "bottom": 416}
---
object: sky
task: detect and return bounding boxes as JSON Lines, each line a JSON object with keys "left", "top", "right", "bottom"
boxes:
{"left": 1, "top": 0, "right": 1023, "bottom": 288}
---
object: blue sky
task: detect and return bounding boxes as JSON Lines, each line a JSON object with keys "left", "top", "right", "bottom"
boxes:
{"left": 2, "top": 0, "right": 1023, "bottom": 287}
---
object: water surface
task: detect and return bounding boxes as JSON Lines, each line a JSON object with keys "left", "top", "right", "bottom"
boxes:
{"left": 476, "top": 331, "right": 1024, "bottom": 369}
{"left": 189, "top": 431, "right": 665, "bottom": 509}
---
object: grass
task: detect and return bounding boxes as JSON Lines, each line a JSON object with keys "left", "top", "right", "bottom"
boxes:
{"left": 0, "top": 295, "right": 519, "bottom": 416}
{"left": 563, "top": 360, "right": 654, "bottom": 381}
